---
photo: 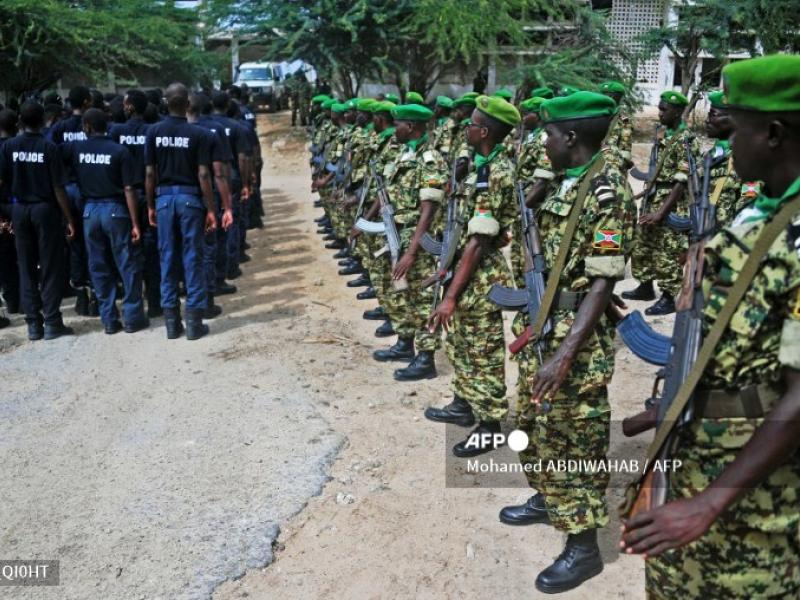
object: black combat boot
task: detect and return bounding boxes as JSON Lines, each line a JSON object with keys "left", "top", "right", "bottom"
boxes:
{"left": 535, "top": 529, "right": 603, "bottom": 594}
{"left": 226, "top": 265, "right": 243, "bottom": 280}
{"left": 215, "top": 279, "right": 237, "bottom": 295}
{"left": 332, "top": 247, "right": 350, "bottom": 260}
{"left": 499, "top": 493, "right": 551, "bottom": 526}
{"left": 338, "top": 257, "right": 357, "bottom": 267}
{"left": 322, "top": 232, "right": 338, "bottom": 242}
{"left": 44, "top": 321, "right": 74, "bottom": 341}
{"left": 204, "top": 293, "right": 222, "bottom": 319}
{"left": 339, "top": 262, "right": 362, "bottom": 276}
{"left": 363, "top": 307, "right": 387, "bottom": 321}
{"left": 325, "top": 239, "right": 345, "bottom": 250}
{"left": 346, "top": 274, "right": 370, "bottom": 288}
{"left": 374, "top": 320, "right": 395, "bottom": 337}
{"left": 74, "top": 286, "right": 90, "bottom": 316}
{"left": 185, "top": 308, "right": 209, "bottom": 341}
{"left": 124, "top": 317, "right": 150, "bottom": 334}
{"left": 645, "top": 292, "right": 675, "bottom": 316}
{"left": 0, "top": 315, "right": 9, "bottom": 329}
{"left": 373, "top": 337, "right": 415, "bottom": 362}
{"left": 313, "top": 199, "right": 324, "bottom": 208}
{"left": 620, "top": 280, "right": 656, "bottom": 301}
{"left": 26, "top": 319, "right": 44, "bottom": 341}
{"left": 147, "top": 302, "right": 163, "bottom": 318}
{"left": 87, "top": 288, "right": 100, "bottom": 317}
{"left": 394, "top": 350, "right": 436, "bottom": 381}
{"left": 424, "top": 395, "right": 475, "bottom": 427}
{"left": 314, "top": 215, "right": 329, "bottom": 224}
{"left": 452, "top": 420, "right": 503, "bottom": 457}
{"left": 104, "top": 320, "right": 123, "bottom": 335}
{"left": 356, "top": 287, "right": 377, "bottom": 300}
{"left": 163, "top": 307, "right": 184, "bottom": 339}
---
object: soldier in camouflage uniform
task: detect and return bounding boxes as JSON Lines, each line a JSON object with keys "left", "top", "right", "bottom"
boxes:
{"left": 598, "top": 81, "right": 633, "bottom": 172}
{"left": 313, "top": 102, "right": 352, "bottom": 252}
{"left": 368, "top": 104, "right": 448, "bottom": 381}
{"left": 312, "top": 99, "right": 342, "bottom": 240}
{"left": 621, "top": 54, "right": 800, "bottom": 600}
{"left": 447, "top": 93, "right": 479, "bottom": 169}
{"left": 430, "top": 96, "right": 453, "bottom": 156}
{"left": 622, "top": 91, "right": 701, "bottom": 316}
{"left": 425, "top": 96, "right": 520, "bottom": 451}
{"left": 496, "top": 92, "right": 635, "bottom": 594}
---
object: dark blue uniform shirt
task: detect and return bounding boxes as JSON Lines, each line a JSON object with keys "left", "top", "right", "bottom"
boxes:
{"left": 0, "top": 132, "right": 68, "bottom": 204}
{"left": 62, "top": 136, "right": 140, "bottom": 202}
{"left": 109, "top": 117, "right": 149, "bottom": 187}
{"left": 144, "top": 116, "right": 212, "bottom": 187}
{"left": 48, "top": 113, "right": 88, "bottom": 182}
{"left": 193, "top": 116, "right": 233, "bottom": 164}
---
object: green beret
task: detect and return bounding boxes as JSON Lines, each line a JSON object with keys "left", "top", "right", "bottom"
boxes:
{"left": 321, "top": 98, "right": 337, "bottom": 110}
{"left": 331, "top": 102, "right": 349, "bottom": 114}
{"left": 493, "top": 88, "right": 514, "bottom": 100}
{"left": 345, "top": 98, "right": 359, "bottom": 110}
{"left": 723, "top": 54, "right": 800, "bottom": 113}
{"left": 384, "top": 93, "right": 400, "bottom": 104}
{"left": 475, "top": 95, "right": 521, "bottom": 126}
{"left": 311, "top": 94, "right": 331, "bottom": 104}
{"left": 660, "top": 90, "right": 688, "bottom": 107}
{"left": 391, "top": 103, "right": 434, "bottom": 122}
{"left": 559, "top": 86, "right": 581, "bottom": 97}
{"left": 453, "top": 92, "right": 479, "bottom": 108}
{"left": 708, "top": 90, "right": 727, "bottom": 109}
{"left": 372, "top": 101, "right": 396, "bottom": 114}
{"left": 540, "top": 91, "right": 617, "bottom": 123}
{"left": 530, "top": 86, "right": 554, "bottom": 100}
{"left": 599, "top": 81, "right": 626, "bottom": 95}
{"left": 436, "top": 95, "right": 453, "bottom": 109}
{"left": 356, "top": 98, "right": 377, "bottom": 112}
{"left": 520, "top": 96, "right": 546, "bottom": 114}
{"left": 405, "top": 91, "right": 425, "bottom": 104}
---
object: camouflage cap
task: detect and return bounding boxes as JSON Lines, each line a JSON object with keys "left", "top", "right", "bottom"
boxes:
{"left": 660, "top": 90, "right": 689, "bottom": 107}
{"left": 540, "top": 91, "right": 617, "bottom": 123}
{"left": 391, "top": 103, "right": 434, "bottom": 121}
{"left": 475, "top": 94, "right": 521, "bottom": 126}
{"left": 723, "top": 54, "right": 800, "bottom": 112}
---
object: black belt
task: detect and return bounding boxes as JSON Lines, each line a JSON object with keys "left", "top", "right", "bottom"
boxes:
{"left": 694, "top": 384, "right": 782, "bottom": 419}
{"left": 156, "top": 185, "right": 200, "bottom": 196}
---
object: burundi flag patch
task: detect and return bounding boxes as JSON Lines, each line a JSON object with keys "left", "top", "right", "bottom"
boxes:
{"left": 593, "top": 229, "right": 622, "bottom": 249}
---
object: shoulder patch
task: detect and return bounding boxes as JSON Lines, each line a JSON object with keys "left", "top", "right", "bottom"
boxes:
{"left": 591, "top": 175, "right": 617, "bottom": 207}
{"left": 422, "top": 150, "right": 435, "bottom": 163}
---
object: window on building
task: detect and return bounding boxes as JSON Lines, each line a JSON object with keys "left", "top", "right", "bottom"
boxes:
{"left": 672, "top": 61, "right": 683, "bottom": 88}
{"left": 700, "top": 58, "right": 723, "bottom": 87}
{"left": 592, "top": 0, "right": 613, "bottom": 8}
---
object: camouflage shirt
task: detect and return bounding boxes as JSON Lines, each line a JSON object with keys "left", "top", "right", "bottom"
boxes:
{"left": 349, "top": 124, "right": 377, "bottom": 185}
{"left": 650, "top": 125, "right": 701, "bottom": 215}
{"left": 515, "top": 127, "right": 554, "bottom": 183}
{"left": 602, "top": 109, "right": 633, "bottom": 171}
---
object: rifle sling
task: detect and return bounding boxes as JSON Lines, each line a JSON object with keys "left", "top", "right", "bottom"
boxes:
{"left": 529, "top": 157, "right": 606, "bottom": 342}
{"left": 642, "top": 133, "right": 684, "bottom": 197}
{"left": 709, "top": 157, "right": 733, "bottom": 206}
{"left": 644, "top": 193, "right": 800, "bottom": 465}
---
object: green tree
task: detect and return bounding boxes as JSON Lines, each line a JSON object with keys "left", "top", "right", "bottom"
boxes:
{"left": 737, "top": 0, "right": 800, "bottom": 54}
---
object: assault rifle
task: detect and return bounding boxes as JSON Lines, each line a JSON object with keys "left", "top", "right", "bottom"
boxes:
{"left": 348, "top": 170, "right": 373, "bottom": 251}
{"left": 419, "top": 160, "right": 466, "bottom": 312}
{"left": 663, "top": 136, "right": 702, "bottom": 232}
{"left": 354, "top": 161, "right": 408, "bottom": 291}
{"left": 487, "top": 181, "right": 551, "bottom": 360}
{"left": 630, "top": 124, "right": 660, "bottom": 183}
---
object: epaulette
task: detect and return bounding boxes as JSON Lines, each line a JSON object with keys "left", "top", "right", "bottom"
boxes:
{"left": 786, "top": 212, "right": 800, "bottom": 259}
{"left": 592, "top": 175, "right": 618, "bottom": 207}
{"left": 476, "top": 164, "right": 490, "bottom": 191}
{"left": 422, "top": 150, "right": 436, "bottom": 164}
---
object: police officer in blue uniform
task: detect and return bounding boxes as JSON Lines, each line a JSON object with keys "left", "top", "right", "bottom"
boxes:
{"left": 144, "top": 83, "right": 225, "bottom": 340}
{"left": 49, "top": 85, "right": 95, "bottom": 316}
{"left": 0, "top": 108, "right": 20, "bottom": 319}
{"left": 63, "top": 108, "right": 148, "bottom": 335}
{"left": 211, "top": 91, "right": 253, "bottom": 287}
{"left": 109, "top": 89, "right": 161, "bottom": 317}
{"left": 186, "top": 92, "right": 234, "bottom": 319}
{"left": 0, "top": 101, "right": 77, "bottom": 341}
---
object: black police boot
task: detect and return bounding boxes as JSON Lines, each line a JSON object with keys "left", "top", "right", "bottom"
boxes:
{"left": 620, "top": 280, "right": 656, "bottom": 301}
{"left": 147, "top": 302, "right": 163, "bottom": 319}
{"left": 0, "top": 315, "right": 9, "bottom": 329}
{"left": 394, "top": 350, "right": 437, "bottom": 381}
{"left": 363, "top": 307, "right": 387, "bottom": 321}
{"left": 314, "top": 215, "right": 328, "bottom": 224}
{"left": 163, "top": 307, "right": 184, "bottom": 340}
{"left": 374, "top": 320, "right": 395, "bottom": 337}
{"left": 322, "top": 232, "right": 338, "bottom": 241}
{"left": 325, "top": 240, "right": 346, "bottom": 250}
{"left": 74, "top": 286, "right": 90, "bottom": 316}
{"left": 87, "top": 289, "right": 100, "bottom": 317}
{"left": 204, "top": 294, "right": 223, "bottom": 319}
{"left": 346, "top": 274, "right": 370, "bottom": 288}
{"left": 226, "top": 266, "right": 243, "bottom": 280}
{"left": 645, "top": 293, "right": 676, "bottom": 316}
{"left": 356, "top": 287, "right": 377, "bottom": 300}
{"left": 332, "top": 247, "right": 350, "bottom": 260}
{"left": 104, "top": 320, "right": 123, "bottom": 335}
{"left": 339, "top": 263, "right": 362, "bottom": 276}
{"left": 452, "top": 420, "right": 503, "bottom": 457}
{"left": 215, "top": 279, "right": 237, "bottom": 295}
{"left": 26, "top": 320, "right": 44, "bottom": 341}
{"left": 239, "top": 253, "right": 251, "bottom": 263}
{"left": 424, "top": 395, "right": 475, "bottom": 427}
{"left": 124, "top": 317, "right": 150, "bottom": 334}
{"left": 499, "top": 493, "right": 551, "bottom": 526}
{"left": 44, "top": 321, "right": 74, "bottom": 341}
{"left": 339, "top": 258, "right": 358, "bottom": 269}
{"left": 373, "top": 337, "right": 415, "bottom": 362}
{"left": 185, "top": 308, "right": 210, "bottom": 341}
{"left": 535, "top": 529, "right": 603, "bottom": 594}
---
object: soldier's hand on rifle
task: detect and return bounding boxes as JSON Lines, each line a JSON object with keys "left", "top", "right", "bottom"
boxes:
{"left": 620, "top": 494, "right": 717, "bottom": 558}
{"left": 455, "top": 157, "right": 469, "bottom": 182}
{"left": 427, "top": 297, "right": 456, "bottom": 333}
{"left": 393, "top": 252, "right": 415, "bottom": 281}
{"left": 348, "top": 227, "right": 361, "bottom": 244}
{"left": 529, "top": 349, "right": 573, "bottom": 409}
{"left": 638, "top": 211, "right": 663, "bottom": 226}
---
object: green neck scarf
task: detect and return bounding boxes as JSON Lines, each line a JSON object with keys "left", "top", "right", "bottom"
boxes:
{"left": 437, "top": 117, "right": 447, "bottom": 127}
{"left": 406, "top": 132, "right": 428, "bottom": 151}
{"left": 378, "top": 126, "right": 396, "bottom": 141}
{"left": 474, "top": 144, "right": 505, "bottom": 169}
{"left": 460, "top": 118, "right": 471, "bottom": 126}
{"left": 754, "top": 175, "right": 800, "bottom": 216}
{"left": 564, "top": 151, "right": 601, "bottom": 179}
{"left": 365, "top": 122, "right": 374, "bottom": 131}
{"left": 666, "top": 121, "right": 686, "bottom": 138}
{"left": 713, "top": 139, "right": 730, "bottom": 154}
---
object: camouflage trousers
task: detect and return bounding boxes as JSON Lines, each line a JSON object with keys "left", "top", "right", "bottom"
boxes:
{"left": 445, "top": 305, "right": 507, "bottom": 422}
{"left": 513, "top": 312, "right": 612, "bottom": 534}
{"left": 378, "top": 240, "right": 440, "bottom": 352}
{"left": 631, "top": 221, "right": 687, "bottom": 297}
{"left": 644, "top": 419, "right": 800, "bottom": 599}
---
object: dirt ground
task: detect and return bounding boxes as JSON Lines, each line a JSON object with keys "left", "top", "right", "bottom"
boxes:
{"left": 1, "top": 112, "right": 669, "bottom": 600}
